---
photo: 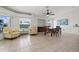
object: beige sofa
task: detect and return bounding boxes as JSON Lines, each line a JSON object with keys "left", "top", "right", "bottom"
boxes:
{"left": 29, "top": 26, "right": 37, "bottom": 35}
{"left": 3, "top": 27, "right": 20, "bottom": 39}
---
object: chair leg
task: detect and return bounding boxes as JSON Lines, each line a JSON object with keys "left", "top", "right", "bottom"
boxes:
{"left": 51, "top": 32, "right": 53, "bottom": 37}
{"left": 44, "top": 32, "right": 47, "bottom": 35}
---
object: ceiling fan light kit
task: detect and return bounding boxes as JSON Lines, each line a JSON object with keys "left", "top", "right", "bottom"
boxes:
{"left": 45, "top": 6, "right": 55, "bottom": 16}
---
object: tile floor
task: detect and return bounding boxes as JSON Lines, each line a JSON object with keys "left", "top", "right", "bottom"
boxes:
{"left": 0, "top": 33, "right": 79, "bottom": 52}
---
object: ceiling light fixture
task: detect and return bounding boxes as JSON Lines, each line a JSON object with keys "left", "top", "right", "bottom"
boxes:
{"left": 45, "top": 6, "right": 55, "bottom": 16}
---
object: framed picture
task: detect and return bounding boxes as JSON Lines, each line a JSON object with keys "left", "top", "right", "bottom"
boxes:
{"left": 57, "top": 18, "right": 68, "bottom": 25}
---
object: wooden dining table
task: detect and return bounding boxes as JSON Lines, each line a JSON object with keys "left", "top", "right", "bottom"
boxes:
{"left": 44, "top": 27, "right": 61, "bottom": 36}
{"left": 50, "top": 28, "right": 61, "bottom": 36}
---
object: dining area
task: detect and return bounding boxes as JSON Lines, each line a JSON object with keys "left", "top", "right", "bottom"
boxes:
{"left": 44, "top": 26, "right": 62, "bottom": 37}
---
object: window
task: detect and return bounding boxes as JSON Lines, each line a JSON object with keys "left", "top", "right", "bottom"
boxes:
{"left": 19, "top": 17, "right": 31, "bottom": 34}
{"left": 0, "top": 16, "right": 10, "bottom": 32}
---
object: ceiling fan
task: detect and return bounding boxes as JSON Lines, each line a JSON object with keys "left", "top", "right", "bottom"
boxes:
{"left": 44, "top": 6, "right": 55, "bottom": 16}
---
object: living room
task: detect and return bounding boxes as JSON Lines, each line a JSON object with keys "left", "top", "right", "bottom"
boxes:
{"left": 0, "top": 6, "right": 79, "bottom": 52}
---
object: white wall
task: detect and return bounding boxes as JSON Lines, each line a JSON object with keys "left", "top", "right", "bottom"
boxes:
{"left": 30, "top": 16, "right": 38, "bottom": 27}
{"left": 55, "top": 8, "right": 79, "bottom": 35}
{"left": 38, "top": 19, "right": 45, "bottom": 27}
{"left": 37, "top": 16, "right": 54, "bottom": 27}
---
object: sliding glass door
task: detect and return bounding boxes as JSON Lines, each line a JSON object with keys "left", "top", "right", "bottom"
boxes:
{"left": 19, "top": 17, "right": 31, "bottom": 34}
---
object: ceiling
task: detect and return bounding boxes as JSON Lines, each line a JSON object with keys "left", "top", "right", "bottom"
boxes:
{"left": 2, "top": 6, "right": 79, "bottom": 17}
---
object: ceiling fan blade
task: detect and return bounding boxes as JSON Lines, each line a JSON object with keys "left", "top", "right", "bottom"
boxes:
{"left": 43, "top": 6, "right": 55, "bottom": 16}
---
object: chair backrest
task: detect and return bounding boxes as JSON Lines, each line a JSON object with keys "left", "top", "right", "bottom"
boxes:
{"left": 56, "top": 26, "right": 60, "bottom": 28}
{"left": 56, "top": 26, "right": 61, "bottom": 32}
